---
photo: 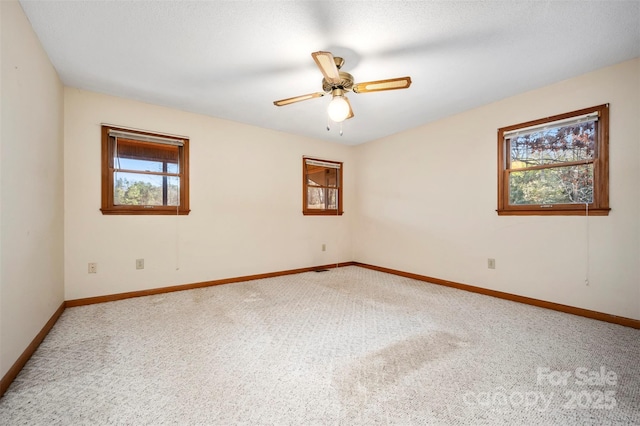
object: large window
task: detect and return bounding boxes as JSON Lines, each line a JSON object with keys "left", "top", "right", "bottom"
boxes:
{"left": 101, "top": 125, "right": 190, "bottom": 215}
{"left": 303, "top": 157, "right": 343, "bottom": 215}
{"left": 497, "top": 104, "right": 609, "bottom": 216}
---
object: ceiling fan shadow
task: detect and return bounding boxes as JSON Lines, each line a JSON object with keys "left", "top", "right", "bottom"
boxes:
{"left": 371, "top": 28, "right": 501, "bottom": 60}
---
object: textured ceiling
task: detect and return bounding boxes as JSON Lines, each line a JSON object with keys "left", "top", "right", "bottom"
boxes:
{"left": 18, "top": 0, "right": 640, "bottom": 145}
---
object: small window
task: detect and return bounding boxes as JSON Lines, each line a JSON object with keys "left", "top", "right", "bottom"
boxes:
{"left": 303, "top": 157, "right": 343, "bottom": 215}
{"left": 497, "top": 104, "right": 609, "bottom": 216}
{"left": 101, "top": 125, "right": 190, "bottom": 215}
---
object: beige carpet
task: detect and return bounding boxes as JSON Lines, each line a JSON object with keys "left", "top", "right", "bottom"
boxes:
{"left": 1, "top": 266, "right": 639, "bottom": 425}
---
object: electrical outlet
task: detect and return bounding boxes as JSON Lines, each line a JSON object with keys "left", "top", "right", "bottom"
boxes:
{"left": 487, "top": 258, "right": 496, "bottom": 269}
{"left": 322, "top": 244, "right": 326, "bottom": 252}
{"left": 88, "top": 263, "right": 97, "bottom": 274}
{"left": 136, "top": 259, "right": 144, "bottom": 270}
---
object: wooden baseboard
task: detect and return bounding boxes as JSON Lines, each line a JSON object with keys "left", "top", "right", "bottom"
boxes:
{"left": 0, "top": 301, "right": 66, "bottom": 398}
{"left": 354, "top": 262, "right": 640, "bottom": 329}
{"left": 66, "top": 262, "right": 356, "bottom": 307}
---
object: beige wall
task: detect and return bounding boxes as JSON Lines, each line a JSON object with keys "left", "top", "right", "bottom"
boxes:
{"left": 353, "top": 58, "right": 640, "bottom": 320}
{"left": 0, "top": 0, "right": 65, "bottom": 378}
{"left": 63, "top": 89, "right": 354, "bottom": 300}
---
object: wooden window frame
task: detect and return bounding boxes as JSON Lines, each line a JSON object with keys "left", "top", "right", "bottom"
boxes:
{"left": 497, "top": 104, "right": 609, "bottom": 216}
{"left": 101, "top": 125, "right": 190, "bottom": 215}
{"left": 302, "top": 157, "right": 343, "bottom": 216}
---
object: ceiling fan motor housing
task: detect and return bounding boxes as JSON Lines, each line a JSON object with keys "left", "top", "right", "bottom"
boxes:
{"left": 322, "top": 71, "right": 354, "bottom": 93}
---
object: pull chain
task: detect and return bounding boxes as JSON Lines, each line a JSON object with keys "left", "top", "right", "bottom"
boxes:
{"left": 325, "top": 119, "right": 345, "bottom": 136}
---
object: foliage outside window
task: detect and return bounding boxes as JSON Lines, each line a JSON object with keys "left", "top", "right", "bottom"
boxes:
{"left": 303, "top": 157, "right": 343, "bottom": 216}
{"left": 101, "top": 125, "right": 190, "bottom": 215}
{"left": 497, "top": 104, "right": 609, "bottom": 216}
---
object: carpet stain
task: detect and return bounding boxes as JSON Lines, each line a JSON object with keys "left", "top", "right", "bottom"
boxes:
{"left": 337, "top": 332, "right": 464, "bottom": 410}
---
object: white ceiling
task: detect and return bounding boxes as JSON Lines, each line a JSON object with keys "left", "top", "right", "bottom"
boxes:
{"left": 19, "top": 0, "right": 640, "bottom": 145}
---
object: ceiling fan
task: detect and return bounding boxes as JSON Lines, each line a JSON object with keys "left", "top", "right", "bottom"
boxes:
{"left": 273, "top": 51, "right": 412, "bottom": 125}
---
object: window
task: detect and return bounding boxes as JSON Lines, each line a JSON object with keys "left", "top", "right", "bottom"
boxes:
{"left": 101, "top": 125, "right": 190, "bottom": 215}
{"left": 303, "top": 157, "right": 343, "bottom": 215}
{"left": 497, "top": 104, "right": 609, "bottom": 216}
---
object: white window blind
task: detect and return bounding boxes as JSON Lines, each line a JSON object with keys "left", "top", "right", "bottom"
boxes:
{"left": 108, "top": 130, "right": 184, "bottom": 146}
{"left": 305, "top": 158, "right": 341, "bottom": 169}
{"left": 503, "top": 112, "right": 599, "bottom": 139}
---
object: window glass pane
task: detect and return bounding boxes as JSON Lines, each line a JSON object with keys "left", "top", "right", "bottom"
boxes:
{"left": 327, "top": 188, "right": 338, "bottom": 209}
{"left": 115, "top": 157, "right": 178, "bottom": 173}
{"left": 509, "top": 122, "right": 596, "bottom": 169}
{"left": 306, "top": 167, "right": 337, "bottom": 187}
{"left": 166, "top": 176, "right": 180, "bottom": 206}
{"left": 114, "top": 172, "right": 180, "bottom": 206}
{"left": 509, "top": 164, "right": 593, "bottom": 205}
{"left": 307, "top": 176, "right": 322, "bottom": 187}
{"left": 307, "top": 187, "right": 325, "bottom": 209}
{"left": 306, "top": 187, "right": 339, "bottom": 210}
{"left": 167, "top": 162, "right": 179, "bottom": 174}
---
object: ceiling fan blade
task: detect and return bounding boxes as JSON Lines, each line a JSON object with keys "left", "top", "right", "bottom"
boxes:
{"left": 345, "top": 97, "right": 354, "bottom": 119}
{"left": 273, "top": 92, "right": 325, "bottom": 107}
{"left": 353, "top": 76, "right": 412, "bottom": 93}
{"left": 312, "top": 51, "right": 341, "bottom": 85}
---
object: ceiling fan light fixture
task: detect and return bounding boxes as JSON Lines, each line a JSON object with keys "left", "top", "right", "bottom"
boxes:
{"left": 327, "top": 94, "right": 350, "bottom": 123}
